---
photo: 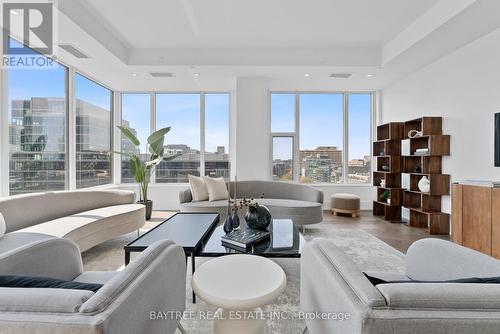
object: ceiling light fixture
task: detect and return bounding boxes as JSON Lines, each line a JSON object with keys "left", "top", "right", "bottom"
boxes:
{"left": 304, "top": 73, "right": 310, "bottom": 77}
{"left": 366, "top": 74, "right": 374, "bottom": 78}
{"left": 329, "top": 73, "right": 352, "bottom": 79}
{"left": 132, "top": 73, "right": 138, "bottom": 77}
{"left": 194, "top": 73, "right": 200, "bottom": 77}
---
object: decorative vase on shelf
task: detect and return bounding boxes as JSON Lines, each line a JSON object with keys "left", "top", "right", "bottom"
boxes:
{"left": 380, "top": 179, "right": 386, "bottom": 188}
{"left": 244, "top": 204, "right": 272, "bottom": 231}
{"left": 418, "top": 176, "right": 431, "bottom": 193}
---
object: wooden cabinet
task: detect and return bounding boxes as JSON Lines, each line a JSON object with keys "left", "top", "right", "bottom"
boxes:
{"left": 452, "top": 184, "right": 500, "bottom": 258}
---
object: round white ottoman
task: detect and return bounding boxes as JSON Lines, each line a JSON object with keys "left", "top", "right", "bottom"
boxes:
{"left": 192, "top": 254, "right": 286, "bottom": 334}
{"left": 331, "top": 193, "right": 360, "bottom": 218}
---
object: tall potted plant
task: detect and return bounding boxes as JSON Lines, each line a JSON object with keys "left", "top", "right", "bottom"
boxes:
{"left": 115, "top": 126, "right": 175, "bottom": 220}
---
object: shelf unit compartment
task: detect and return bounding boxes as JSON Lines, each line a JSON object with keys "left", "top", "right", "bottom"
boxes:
{"left": 377, "top": 188, "right": 402, "bottom": 206}
{"left": 409, "top": 209, "right": 450, "bottom": 235}
{"left": 377, "top": 122, "right": 405, "bottom": 141}
{"left": 373, "top": 172, "right": 401, "bottom": 188}
{"left": 403, "top": 156, "right": 442, "bottom": 174}
{"left": 409, "top": 135, "right": 450, "bottom": 156}
{"left": 376, "top": 156, "right": 402, "bottom": 173}
{"left": 409, "top": 174, "right": 450, "bottom": 195}
{"left": 373, "top": 201, "right": 385, "bottom": 216}
{"left": 373, "top": 140, "right": 402, "bottom": 157}
{"left": 403, "top": 190, "right": 442, "bottom": 212}
{"left": 404, "top": 117, "right": 443, "bottom": 137}
{"left": 403, "top": 190, "right": 421, "bottom": 209}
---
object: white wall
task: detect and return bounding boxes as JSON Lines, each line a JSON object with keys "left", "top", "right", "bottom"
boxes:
{"left": 234, "top": 77, "right": 271, "bottom": 180}
{"left": 381, "top": 26, "right": 500, "bottom": 213}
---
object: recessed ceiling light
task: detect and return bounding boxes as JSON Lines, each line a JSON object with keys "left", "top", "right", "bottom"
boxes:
{"left": 132, "top": 73, "right": 138, "bottom": 77}
{"left": 366, "top": 74, "right": 374, "bottom": 78}
{"left": 194, "top": 73, "right": 200, "bottom": 77}
{"left": 304, "top": 73, "right": 310, "bottom": 77}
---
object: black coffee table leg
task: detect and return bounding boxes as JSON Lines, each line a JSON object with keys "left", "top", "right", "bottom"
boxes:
{"left": 191, "top": 252, "right": 196, "bottom": 303}
{"left": 125, "top": 251, "right": 130, "bottom": 266}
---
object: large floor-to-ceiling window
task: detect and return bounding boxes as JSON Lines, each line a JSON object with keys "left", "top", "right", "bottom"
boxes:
{"left": 75, "top": 74, "right": 112, "bottom": 188}
{"left": 271, "top": 92, "right": 372, "bottom": 184}
{"left": 156, "top": 94, "right": 201, "bottom": 183}
{"left": 204, "top": 93, "right": 230, "bottom": 179}
{"left": 121, "top": 93, "right": 151, "bottom": 183}
{"left": 118, "top": 92, "right": 230, "bottom": 183}
{"left": 8, "top": 57, "right": 68, "bottom": 195}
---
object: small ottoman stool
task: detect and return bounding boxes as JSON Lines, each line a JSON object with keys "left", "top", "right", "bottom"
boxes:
{"left": 331, "top": 193, "right": 360, "bottom": 218}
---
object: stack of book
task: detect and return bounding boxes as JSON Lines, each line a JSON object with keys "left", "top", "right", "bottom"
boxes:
{"left": 221, "top": 229, "right": 270, "bottom": 252}
{"left": 414, "top": 148, "right": 429, "bottom": 155}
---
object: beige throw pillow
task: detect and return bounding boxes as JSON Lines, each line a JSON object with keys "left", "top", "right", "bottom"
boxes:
{"left": 0, "top": 212, "right": 6, "bottom": 236}
{"left": 188, "top": 175, "right": 209, "bottom": 202}
{"left": 203, "top": 177, "right": 229, "bottom": 202}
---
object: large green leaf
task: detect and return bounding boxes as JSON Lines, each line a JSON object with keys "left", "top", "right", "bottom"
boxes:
{"left": 149, "top": 137, "right": 164, "bottom": 156}
{"left": 147, "top": 127, "right": 170, "bottom": 146}
{"left": 129, "top": 156, "right": 144, "bottom": 183}
{"left": 118, "top": 126, "right": 140, "bottom": 146}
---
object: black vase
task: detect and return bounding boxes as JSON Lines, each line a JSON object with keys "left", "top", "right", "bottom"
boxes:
{"left": 244, "top": 204, "right": 272, "bottom": 231}
{"left": 223, "top": 214, "right": 233, "bottom": 233}
{"left": 231, "top": 209, "right": 240, "bottom": 229}
{"left": 138, "top": 200, "right": 153, "bottom": 220}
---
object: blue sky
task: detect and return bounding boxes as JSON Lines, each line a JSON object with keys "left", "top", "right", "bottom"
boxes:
{"left": 272, "top": 93, "right": 371, "bottom": 160}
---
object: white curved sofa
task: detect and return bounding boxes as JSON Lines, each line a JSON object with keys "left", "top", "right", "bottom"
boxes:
{"left": 0, "top": 190, "right": 145, "bottom": 252}
{"left": 179, "top": 180, "right": 324, "bottom": 226}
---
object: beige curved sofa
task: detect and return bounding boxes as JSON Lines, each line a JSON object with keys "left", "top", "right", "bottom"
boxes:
{"left": 179, "top": 180, "right": 324, "bottom": 226}
{"left": 0, "top": 190, "right": 145, "bottom": 252}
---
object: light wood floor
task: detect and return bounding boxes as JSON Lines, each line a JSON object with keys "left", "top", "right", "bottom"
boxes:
{"left": 150, "top": 210, "right": 450, "bottom": 254}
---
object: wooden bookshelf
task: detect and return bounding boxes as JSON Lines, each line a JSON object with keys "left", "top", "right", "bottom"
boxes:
{"left": 402, "top": 117, "right": 450, "bottom": 235}
{"left": 373, "top": 122, "right": 404, "bottom": 222}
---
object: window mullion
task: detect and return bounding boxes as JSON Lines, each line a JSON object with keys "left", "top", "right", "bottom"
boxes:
{"left": 343, "top": 93, "right": 349, "bottom": 184}
{"left": 200, "top": 93, "right": 206, "bottom": 177}
{"left": 294, "top": 93, "right": 300, "bottom": 182}
{"left": 150, "top": 93, "right": 156, "bottom": 184}
{"left": 68, "top": 67, "right": 76, "bottom": 190}
{"left": 0, "top": 68, "right": 8, "bottom": 196}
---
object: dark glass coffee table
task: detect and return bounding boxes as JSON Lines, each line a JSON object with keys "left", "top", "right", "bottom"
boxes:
{"left": 200, "top": 218, "right": 304, "bottom": 258}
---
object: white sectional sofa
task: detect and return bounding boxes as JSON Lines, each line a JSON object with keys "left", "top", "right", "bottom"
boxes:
{"left": 0, "top": 190, "right": 145, "bottom": 252}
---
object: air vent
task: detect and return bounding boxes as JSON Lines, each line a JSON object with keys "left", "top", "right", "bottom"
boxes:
{"left": 59, "top": 44, "right": 89, "bottom": 59}
{"left": 329, "top": 73, "right": 352, "bottom": 79}
{"left": 150, "top": 72, "right": 175, "bottom": 78}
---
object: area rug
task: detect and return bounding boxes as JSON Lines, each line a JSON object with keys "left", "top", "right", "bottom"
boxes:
{"left": 82, "top": 228, "right": 405, "bottom": 334}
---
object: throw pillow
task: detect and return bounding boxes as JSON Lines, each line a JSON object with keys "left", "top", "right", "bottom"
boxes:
{"left": 188, "top": 175, "right": 209, "bottom": 202}
{"left": 0, "top": 212, "right": 5, "bottom": 236}
{"left": 203, "top": 176, "right": 229, "bottom": 202}
{"left": 0, "top": 275, "right": 103, "bottom": 292}
{"left": 364, "top": 273, "right": 500, "bottom": 286}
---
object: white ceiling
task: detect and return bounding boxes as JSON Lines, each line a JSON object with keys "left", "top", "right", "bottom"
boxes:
{"left": 80, "top": 0, "right": 439, "bottom": 48}
{"left": 54, "top": 0, "right": 500, "bottom": 91}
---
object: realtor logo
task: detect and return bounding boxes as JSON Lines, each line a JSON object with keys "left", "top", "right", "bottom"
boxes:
{"left": 1, "top": 1, "right": 57, "bottom": 69}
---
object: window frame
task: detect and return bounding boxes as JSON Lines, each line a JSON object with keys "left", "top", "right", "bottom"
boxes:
{"left": 74, "top": 72, "right": 114, "bottom": 189}
{"left": 0, "top": 41, "right": 116, "bottom": 196}
{"left": 117, "top": 91, "right": 231, "bottom": 184}
{"left": 270, "top": 91, "right": 374, "bottom": 186}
